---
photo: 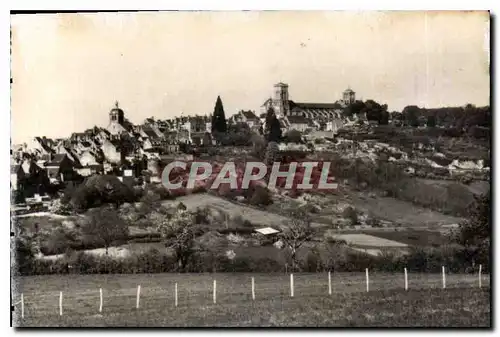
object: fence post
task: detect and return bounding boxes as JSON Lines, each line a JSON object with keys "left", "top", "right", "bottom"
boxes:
{"left": 99, "top": 288, "right": 103, "bottom": 313}
{"left": 136, "top": 285, "right": 141, "bottom": 309}
{"left": 251, "top": 277, "right": 255, "bottom": 301}
{"left": 442, "top": 266, "right": 446, "bottom": 289}
{"left": 479, "top": 264, "right": 482, "bottom": 288}
{"left": 59, "top": 291, "right": 63, "bottom": 316}
{"left": 213, "top": 280, "right": 217, "bottom": 304}
{"left": 21, "top": 293, "right": 24, "bottom": 319}
{"left": 175, "top": 283, "right": 178, "bottom": 307}
{"left": 365, "top": 268, "right": 369, "bottom": 292}
{"left": 404, "top": 267, "right": 408, "bottom": 291}
{"left": 290, "top": 273, "right": 295, "bottom": 297}
{"left": 328, "top": 271, "right": 332, "bottom": 295}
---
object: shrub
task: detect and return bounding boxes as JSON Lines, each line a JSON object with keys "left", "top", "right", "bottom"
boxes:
{"left": 285, "top": 130, "right": 303, "bottom": 144}
{"left": 342, "top": 206, "right": 358, "bottom": 226}
{"left": 248, "top": 185, "right": 273, "bottom": 206}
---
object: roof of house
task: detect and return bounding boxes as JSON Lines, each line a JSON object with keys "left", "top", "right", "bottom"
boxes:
{"left": 71, "top": 132, "right": 86, "bottom": 138}
{"left": 142, "top": 126, "right": 161, "bottom": 140}
{"left": 45, "top": 154, "right": 68, "bottom": 167}
{"left": 255, "top": 227, "right": 280, "bottom": 235}
{"left": 34, "top": 137, "right": 54, "bottom": 154}
{"left": 240, "top": 110, "right": 259, "bottom": 120}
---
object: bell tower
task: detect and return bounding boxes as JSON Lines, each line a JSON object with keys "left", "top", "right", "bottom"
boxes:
{"left": 273, "top": 82, "right": 290, "bottom": 117}
{"left": 342, "top": 87, "right": 356, "bottom": 105}
{"left": 109, "top": 101, "right": 125, "bottom": 125}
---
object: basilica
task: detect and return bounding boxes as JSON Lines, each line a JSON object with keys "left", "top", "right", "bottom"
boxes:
{"left": 261, "top": 82, "right": 355, "bottom": 132}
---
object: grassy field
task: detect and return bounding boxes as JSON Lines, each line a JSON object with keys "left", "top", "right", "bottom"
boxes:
{"left": 13, "top": 272, "right": 490, "bottom": 327}
{"left": 362, "top": 229, "right": 448, "bottom": 247}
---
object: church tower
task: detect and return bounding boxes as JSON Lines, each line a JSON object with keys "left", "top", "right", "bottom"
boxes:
{"left": 273, "top": 82, "right": 290, "bottom": 117}
{"left": 342, "top": 87, "right": 356, "bottom": 105}
{"left": 109, "top": 101, "right": 125, "bottom": 125}
{"left": 107, "top": 101, "right": 127, "bottom": 136}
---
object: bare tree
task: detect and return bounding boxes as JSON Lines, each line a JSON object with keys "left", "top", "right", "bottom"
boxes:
{"left": 82, "top": 205, "right": 129, "bottom": 256}
{"left": 279, "top": 209, "right": 314, "bottom": 272}
{"left": 157, "top": 208, "right": 196, "bottom": 271}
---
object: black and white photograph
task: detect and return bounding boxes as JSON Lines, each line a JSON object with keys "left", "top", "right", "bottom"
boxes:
{"left": 10, "top": 10, "right": 491, "bottom": 328}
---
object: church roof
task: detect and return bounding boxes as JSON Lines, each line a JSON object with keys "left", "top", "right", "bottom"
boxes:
{"left": 289, "top": 100, "right": 343, "bottom": 110}
{"left": 287, "top": 115, "right": 309, "bottom": 124}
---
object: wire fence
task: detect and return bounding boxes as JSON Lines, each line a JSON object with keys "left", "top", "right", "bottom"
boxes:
{"left": 12, "top": 267, "right": 489, "bottom": 321}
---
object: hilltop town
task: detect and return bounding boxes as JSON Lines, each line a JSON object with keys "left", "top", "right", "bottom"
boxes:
{"left": 10, "top": 84, "right": 363, "bottom": 206}
{"left": 12, "top": 82, "right": 490, "bottom": 281}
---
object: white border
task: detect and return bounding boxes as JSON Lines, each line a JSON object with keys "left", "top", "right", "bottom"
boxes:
{"left": 3, "top": 0, "right": 498, "bottom": 335}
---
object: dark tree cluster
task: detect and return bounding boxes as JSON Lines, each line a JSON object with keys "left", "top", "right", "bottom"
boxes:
{"left": 265, "top": 107, "right": 282, "bottom": 142}
{"left": 211, "top": 95, "right": 228, "bottom": 134}
{"left": 343, "top": 99, "right": 389, "bottom": 125}
{"left": 402, "top": 104, "right": 491, "bottom": 129}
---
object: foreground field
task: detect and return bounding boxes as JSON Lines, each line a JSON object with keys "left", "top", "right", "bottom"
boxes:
{"left": 13, "top": 272, "right": 490, "bottom": 327}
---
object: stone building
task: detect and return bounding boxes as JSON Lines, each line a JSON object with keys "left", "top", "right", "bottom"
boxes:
{"left": 260, "top": 82, "right": 353, "bottom": 121}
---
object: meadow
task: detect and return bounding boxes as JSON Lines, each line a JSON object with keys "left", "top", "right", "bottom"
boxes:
{"left": 13, "top": 272, "right": 490, "bottom": 327}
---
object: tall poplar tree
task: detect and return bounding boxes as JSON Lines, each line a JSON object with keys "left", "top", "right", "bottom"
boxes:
{"left": 211, "top": 96, "right": 227, "bottom": 133}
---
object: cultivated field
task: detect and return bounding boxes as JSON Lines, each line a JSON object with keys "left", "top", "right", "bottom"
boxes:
{"left": 12, "top": 272, "right": 490, "bottom": 327}
{"left": 163, "top": 194, "right": 291, "bottom": 227}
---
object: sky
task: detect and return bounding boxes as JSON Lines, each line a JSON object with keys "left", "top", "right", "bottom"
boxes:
{"left": 11, "top": 11, "right": 490, "bottom": 143}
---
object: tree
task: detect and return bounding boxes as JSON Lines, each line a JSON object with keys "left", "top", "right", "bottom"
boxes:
{"left": 157, "top": 208, "right": 197, "bottom": 271}
{"left": 250, "top": 133, "right": 266, "bottom": 159}
{"left": 344, "top": 100, "right": 366, "bottom": 118}
{"left": 427, "top": 115, "right": 437, "bottom": 127}
{"left": 211, "top": 96, "right": 227, "bottom": 134}
{"left": 69, "top": 175, "right": 136, "bottom": 212}
{"left": 285, "top": 129, "right": 302, "bottom": 144}
{"left": 364, "top": 100, "right": 389, "bottom": 125}
{"left": 379, "top": 109, "right": 389, "bottom": 125}
{"left": 267, "top": 115, "right": 282, "bottom": 143}
{"left": 455, "top": 192, "right": 490, "bottom": 247}
{"left": 278, "top": 209, "right": 314, "bottom": 272}
{"left": 454, "top": 191, "right": 490, "bottom": 267}
{"left": 14, "top": 235, "right": 37, "bottom": 275}
{"left": 265, "top": 106, "right": 276, "bottom": 135}
{"left": 82, "top": 206, "right": 129, "bottom": 256}
{"left": 264, "top": 141, "right": 279, "bottom": 165}
{"left": 402, "top": 105, "right": 420, "bottom": 127}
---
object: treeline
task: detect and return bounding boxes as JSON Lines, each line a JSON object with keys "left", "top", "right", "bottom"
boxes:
{"left": 14, "top": 242, "right": 490, "bottom": 276}
{"left": 399, "top": 104, "right": 491, "bottom": 129}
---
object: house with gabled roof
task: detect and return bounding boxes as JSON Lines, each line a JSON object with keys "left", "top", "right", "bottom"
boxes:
{"left": 231, "top": 110, "right": 261, "bottom": 128}
{"left": 101, "top": 139, "right": 122, "bottom": 164}
{"left": 26, "top": 137, "right": 54, "bottom": 157}
{"left": 44, "top": 153, "right": 77, "bottom": 183}
{"left": 285, "top": 115, "right": 309, "bottom": 132}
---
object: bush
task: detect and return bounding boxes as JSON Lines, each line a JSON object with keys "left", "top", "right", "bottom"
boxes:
{"left": 248, "top": 185, "right": 273, "bottom": 206}
{"left": 64, "top": 175, "right": 137, "bottom": 212}
{"left": 19, "top": 240, "right": 489, "bottom": 275}
{"left": 285, "top": 130, "right": 303, "bottom": 144}
{"left": 342, "top": 207, "right": 358, "bottom": 226}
